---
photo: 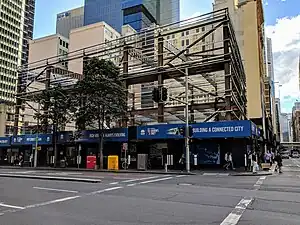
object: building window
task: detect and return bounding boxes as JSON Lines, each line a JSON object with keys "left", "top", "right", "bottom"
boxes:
{"left": 202, "top": 45, "right": 205, "bottom": 51}
{"left": 181, "top": 40, "right": 184, "bottom": 47}
{"left": 181, "top": 32, "right": 184, "bottom": 37}
{"left": 202, "top": 27, "right": 205, "bottom": 32}
{"left": 186, "top": 31, "right": 189, "bottom": 35}
{"left": 172, "top": 34, "right": 175, "bottom": 39}
{"left": 196, "top": 28, "right": 199, "bottom": 33}
{"left": 186, "top": 39, "right": 189, "bottom": 46}
{"left": 59, "top": 39, "right": 62, "bottom": 45}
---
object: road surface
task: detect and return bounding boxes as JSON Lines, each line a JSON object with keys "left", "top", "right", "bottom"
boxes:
{"left": 0, "top": 159, "right": 300, "bottom": 224}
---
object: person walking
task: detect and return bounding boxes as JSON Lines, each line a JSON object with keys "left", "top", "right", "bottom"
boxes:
{"left": 223, "top": 152, "right": 230, "bottom": 170}
{"left": 252, "top": 153, "right": 259, "bottom": 174}
{"left": 274, "top": 153, "right": 283, "bottom": 173}
{"left": 179, "top": 154, "right": 185, "bottom": 172}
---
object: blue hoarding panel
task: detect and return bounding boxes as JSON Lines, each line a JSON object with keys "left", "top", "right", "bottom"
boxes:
{"left": 11, "top": 134, "right": 52, "bottom": 145}
{"left": 0, "top": 137, "right": 10, "bottom": 147}
{"left": 192, "top": 120, "right": 252, "bottom": 138}
{"left": 137, "top": 120, "right": 253, "bottom": 140}
{"left": 191, "top": 143, "right": 221, "bottom": 165}
{"left": 76, "top": 128, "right": 128, "bottom": 143}
{"left": 57, "top": 131, "right": 73, "bottom": 143}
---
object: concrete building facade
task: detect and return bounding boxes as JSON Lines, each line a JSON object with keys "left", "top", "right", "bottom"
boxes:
{"left": 56, "top": 6, "right": 84, "bottom": 38}
{"left": 213, "top": 0, "right": 268, "bottom": 128}
{"left": 0, "top": 0, "right": 30, "bottom": 135}
{"left": 24, "top": 34, "right": 70, "bottom": 132}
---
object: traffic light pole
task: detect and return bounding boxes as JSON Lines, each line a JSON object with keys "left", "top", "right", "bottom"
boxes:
{"left": 185, "top": 68, "right": 190, "bottom": 173}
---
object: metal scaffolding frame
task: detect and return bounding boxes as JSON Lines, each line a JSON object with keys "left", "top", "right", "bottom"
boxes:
{"left": 14, "top": 8, "right": 247, "bottom": 134}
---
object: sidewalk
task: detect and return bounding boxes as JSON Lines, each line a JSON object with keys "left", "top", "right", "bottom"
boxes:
{"left": 230, "top": 164, "right": 276, "bottom": 176}
{"left": 0, "top": 165, "right": 277, "bottom": 176}
{"left": 0, "top": 166, "right": 194, "bottom": 176}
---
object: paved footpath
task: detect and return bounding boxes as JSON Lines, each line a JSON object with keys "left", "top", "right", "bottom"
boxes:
{"left": 0, "top": 160, "right": 297, "bottom": 224}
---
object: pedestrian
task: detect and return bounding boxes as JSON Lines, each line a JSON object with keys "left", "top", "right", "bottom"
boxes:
{"left": 252, "top": 153, "right": 259, "bottom": 174}
{"left": 228, "top": 152, "right": 234, "bottom": 170}
{"left": 274, "top": 153, "right": 283, "bottom": 173}
{"left": 223, "top": 152, "right": 230, "bottom": 170}
{"left": 179, "top": 154, "right": 185, "bottom": 172}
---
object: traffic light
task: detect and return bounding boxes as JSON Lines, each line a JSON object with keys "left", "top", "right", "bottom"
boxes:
{"left": 179, "top": 127, "right": 185, "bottom": 136}
{"left": 152, "top": 87, "right": 160, "bottom": 103}
{"left": 179, "top": 126, "right": 193, "bottom": 137}
{"left": 161, "top": 87, "right": 168, "bottom": 102}
{"left": 189, "top": 125, "right": 193, "bottom": 137}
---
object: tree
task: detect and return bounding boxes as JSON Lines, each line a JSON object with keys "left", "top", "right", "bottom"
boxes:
{"left": 34, "top": 84, "right": 73, "bottom": 166}
{"left": 74, "top": 57, "right": 127, "bottom": 169}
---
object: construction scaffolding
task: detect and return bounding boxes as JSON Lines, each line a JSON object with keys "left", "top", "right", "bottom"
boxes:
{"left": 14, "top": 8, "right": 247, "bottom": 134}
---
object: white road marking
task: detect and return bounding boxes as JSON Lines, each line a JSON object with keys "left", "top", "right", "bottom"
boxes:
{"left": 220, "top": 197, "right": 253, "bottom": 225}
{"left": 6, "top": 171, "right": 36, "bottom": 174}
{"left": 121, "top": 175, "right": 163, "bottom": 183}
{"left": 178, "top": 183, "right": 192, "bottom": 186}
{"left": 253, "top": 176, "right": 266, "bottom": 190}
{"left": 25, "top": 196, "right": 81, "bottom": 209}
{"left": 127, "top": 183, "right": 137, "bottom": 187}
{"left": 139, "top": 176, "right": 174, "bottom": 184}
{"left": 33, "top": 187, "right": 79, "bottom": 193}
{"left": 109, "top": 182, "right": 119, "bottom": 185}
{"left": 0, "top": 203, "right": 24, "bottom": 210}
{"left": 90, "top": 186, "right": 123, "bottom": 195}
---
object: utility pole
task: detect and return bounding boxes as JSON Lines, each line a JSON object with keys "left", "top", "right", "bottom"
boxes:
{"left": 185, "top": 68, "right": 190, "bottom": 172}
{"left": 34, "top": 103, "right": 40, "bottom": 168}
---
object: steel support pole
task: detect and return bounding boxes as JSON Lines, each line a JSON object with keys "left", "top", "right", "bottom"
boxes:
{"left": 34, "top": 103, "right": 40, "bottom": 168}
{"left": 185, "top": 68, "right": 190, "bottom": 172}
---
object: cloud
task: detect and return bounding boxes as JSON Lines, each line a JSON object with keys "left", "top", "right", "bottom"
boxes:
{"left": 266, "top": 15, "right": 300, "bottom": 113}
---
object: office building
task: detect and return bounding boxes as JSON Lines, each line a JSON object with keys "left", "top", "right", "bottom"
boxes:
{"left": 23, "top": 34, "right": 70, "bottom": 132}
{"left": 213, "top": 0, "right": 267, "bottom": 125}
{"left": 68, "top": 21, "right": 121, "bottom": 74}
{"left": 56, "top": 6, "right": 84, "bottom": 38}
{"left": 83, "top": 0, "right": 180, "bottom": 32}
{"left": 281, "top": 113, "right": 292, "bottom": 142}
{"left": 275, "top": 98, "right": 281, "bottom": 141}
{"left": 0, "top": 0, "right": 32, "bottom": 135}
{"left": 265, "top": 37, "right": 277, "bottom": 137}
{"left": 22, "top": 0, "right": 35, "bottom": 67}
{"left": 84, "top": 0, "right": 123, "bottom": 32}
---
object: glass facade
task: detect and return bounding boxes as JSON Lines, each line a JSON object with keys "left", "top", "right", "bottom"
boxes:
{"left": 84, "top": 0, "right": 123, "bottom": 32}
{"left": 84, "top": 0, "right": 180, "bottom": 32}
{"left": 123, "top": 4, "right": 156, "bottom": 32}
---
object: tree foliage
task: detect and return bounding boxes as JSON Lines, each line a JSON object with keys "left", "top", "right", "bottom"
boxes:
{"left": 74, "top": 57, "right": 127, "bottom": 129}
{"left": 34, "top": 84, "right": 73, "bottom": 132}
{"left": 73, "top": 57, "right": 127, "bottom": 168}
{"left": 33, "top": 58, "right": 127, "bottom": 169}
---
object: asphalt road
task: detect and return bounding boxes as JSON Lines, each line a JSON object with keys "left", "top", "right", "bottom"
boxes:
{"left": 0, "top": 159, "right": 299, "bottom": 225}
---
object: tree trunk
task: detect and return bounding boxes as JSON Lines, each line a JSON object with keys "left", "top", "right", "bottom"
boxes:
{"left": 53, "top": 123, "right": 58, "bottom": 168}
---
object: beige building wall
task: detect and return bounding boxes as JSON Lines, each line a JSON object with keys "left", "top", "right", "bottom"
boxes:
{"left": 68, "top": 22, "right": 120, "bottom": 75}
{"left": 25, "top": 34, "right": 70, "bottom": 131}
{"left": 213, "top": 0, "right": 265, "bottom": 119}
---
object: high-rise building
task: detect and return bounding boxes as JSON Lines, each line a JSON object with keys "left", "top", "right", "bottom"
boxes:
{"left": 83, "top": 0, "right": 180, "bottom": 32}
{"left": 56, "top": 6, "right": 84, "bottom": 38}
{"left": 0, "top": 0, "right": 33, "bottom": 135}
{"left": 281, "top": 113, "right": 292, "bottom": 142}
{"left": 84, "top": 0, "right": 123, "bottom": 32}
{"left": 213, "top": 0, "right": 267, "bottom": 126}
{"left": 158, "top": 0, "right": 180, "bottom": 25}
{"left": 22, "top": 0, "right": 35, "bottom": 67}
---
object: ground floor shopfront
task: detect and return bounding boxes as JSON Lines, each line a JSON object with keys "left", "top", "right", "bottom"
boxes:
{"left": 0, "top": 120, "right": 261, "bottom": 170}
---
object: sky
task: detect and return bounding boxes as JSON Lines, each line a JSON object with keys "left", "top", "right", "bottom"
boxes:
{"left": 33, "top": 0, "right": 300, "bottom": 113}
